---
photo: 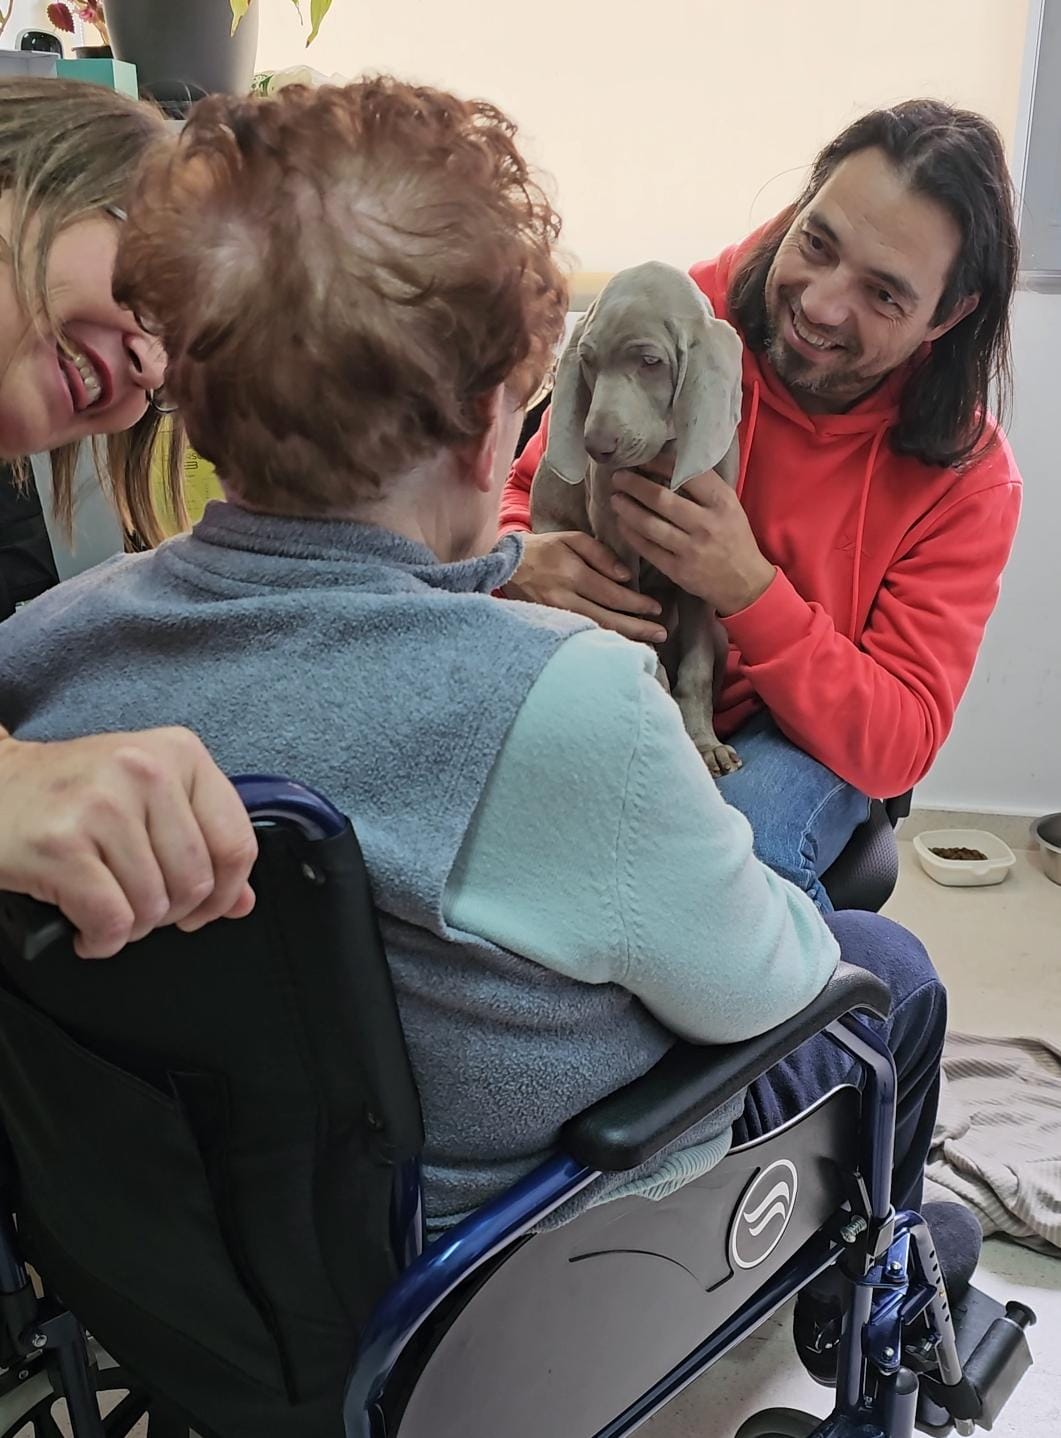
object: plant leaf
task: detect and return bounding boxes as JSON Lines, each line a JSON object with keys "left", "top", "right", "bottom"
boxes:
{"left": 307, "top": 0, "right": 332, "bottom": 45}
{"left": 229, "top": 0, "right": 251, "bottom": 37}
{"left": 47, "top": 1, "right": 75, "bottom": 32}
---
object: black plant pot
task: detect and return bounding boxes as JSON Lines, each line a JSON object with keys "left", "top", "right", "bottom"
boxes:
{"left": 105, "top": 0, "right": 260, "bottom": 96}
{"left": 73, "top": 45, "right": 114, "bottom": 59}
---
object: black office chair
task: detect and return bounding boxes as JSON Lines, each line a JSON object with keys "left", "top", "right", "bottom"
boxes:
{"left": 823, "top": 793, "right": 912, "bottom": 914}
{"left": 0, "top": 779, "right": 1031, "bottom": 1438}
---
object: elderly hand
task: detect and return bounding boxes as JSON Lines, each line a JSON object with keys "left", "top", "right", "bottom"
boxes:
{"left": 0, "top": 726, "right": 257, "bottom": 959}
{"left": 503, "top": 530, "right": 669, "bottom": 644}
{"left": 610, "top": 468, "right": 776, "bottom": 616}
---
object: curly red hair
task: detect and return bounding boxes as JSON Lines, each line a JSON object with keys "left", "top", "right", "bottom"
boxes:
{"left": 113, "top": 77, "right": 567, "bottom": 512}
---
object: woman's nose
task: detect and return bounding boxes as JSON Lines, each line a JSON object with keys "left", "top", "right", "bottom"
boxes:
{"left": 124, "top": 333, "right": 167, "bottom": 393}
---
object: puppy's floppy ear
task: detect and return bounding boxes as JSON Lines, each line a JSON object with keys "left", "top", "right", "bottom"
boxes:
{"left": 669, "top": 309, "right": 744, "bottom": 491}
{"left": 543, "top": 314, "right": 592, "bottom": 485}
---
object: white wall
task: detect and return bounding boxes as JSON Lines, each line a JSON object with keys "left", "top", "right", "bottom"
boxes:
{"left": 917, "top": 0, "right": 1061, "bottom": 817}
{"left": 916, "top": 290, "right": 1061, "bottom": 817}
{"left": 256, "top": 0, "right": 1029, "bottom": 273}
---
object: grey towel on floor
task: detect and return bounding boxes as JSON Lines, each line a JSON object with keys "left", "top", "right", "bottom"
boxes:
{"left": 924, "top": 1033, "right": 1061, "bottom": 1254}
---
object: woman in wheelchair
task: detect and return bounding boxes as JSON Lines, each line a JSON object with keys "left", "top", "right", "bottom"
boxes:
{"left": 0, "top": 78, "right": 983, "bottom": 1378}
{"left": 0, "top": 76, "right": 259, "bottom": 956}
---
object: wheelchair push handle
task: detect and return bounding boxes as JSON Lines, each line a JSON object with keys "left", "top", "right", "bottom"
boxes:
{"left": 0, "top": 775, "right": 345, "bottom": 963}
{"left": 230, "top": 774, "right": 348, "bottom": 840}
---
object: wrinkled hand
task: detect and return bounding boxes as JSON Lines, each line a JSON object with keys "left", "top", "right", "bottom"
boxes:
{"left": 0, "top": 726, "right": 258, "bottom": 959}
{"left": 610, "top": 469, "right": 776, "bottom": 616}
{"left": 503, "top": 530, "right": 668, "bottom": 644}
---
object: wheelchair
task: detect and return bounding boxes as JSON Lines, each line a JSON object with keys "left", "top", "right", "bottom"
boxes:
{"left": 0, "top": 777, "right": 1034, "bottom": 1438}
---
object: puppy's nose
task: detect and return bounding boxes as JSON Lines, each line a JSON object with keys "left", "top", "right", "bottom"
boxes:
{"left": 585, "top": 432, "right": 620, "bottom": 465}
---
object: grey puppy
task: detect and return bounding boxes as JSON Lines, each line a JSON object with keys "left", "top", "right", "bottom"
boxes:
{"left": 531, "top": 261, "right": 745, "bottom": 775}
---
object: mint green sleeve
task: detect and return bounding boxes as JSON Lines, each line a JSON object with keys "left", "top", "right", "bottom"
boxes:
{"left": 444, "top": 628, "right": 839, "bottom": 1044}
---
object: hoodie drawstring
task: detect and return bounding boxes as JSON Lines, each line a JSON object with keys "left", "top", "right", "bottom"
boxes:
{"left": 848, "top": 424, "right": 887, "bottom": 641}
{"left": 736, "top": 376, "right": 886, "bottom": 643}
{"left": 736, "top": 380, "right": 760, "bottom": 500}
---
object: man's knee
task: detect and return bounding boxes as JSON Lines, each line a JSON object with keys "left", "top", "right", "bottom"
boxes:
{"left": 718, "top": 719, "right": 870, "bottom": 883}
{"left": 825, "top": 910, "right": 943, "bottom": 1010}
{"left": 718, "top": 766, "right": 816, "bottom": 878}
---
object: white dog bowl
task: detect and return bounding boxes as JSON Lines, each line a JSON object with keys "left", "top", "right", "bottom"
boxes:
{"left": 913, "top": 829, "right": 1016, "bottom": 888}
{"left": 1031, "top": 813, "right": 1061, "bottom": 886}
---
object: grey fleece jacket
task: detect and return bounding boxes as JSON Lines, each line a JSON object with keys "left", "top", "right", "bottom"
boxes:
{"left": 0, "top": 503, "right": 744, "bottom": 1227}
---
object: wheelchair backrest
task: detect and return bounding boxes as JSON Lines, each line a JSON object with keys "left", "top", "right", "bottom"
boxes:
{"left": 0, "top": 810, "right": 423, "bottom": 1438}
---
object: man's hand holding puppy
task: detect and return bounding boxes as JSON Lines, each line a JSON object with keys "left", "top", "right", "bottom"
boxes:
{"left": 507, "top": 457, "right": 776, "bottom": 632}
{"left": 609, "top": 462, "right": 777, "bottom": 617}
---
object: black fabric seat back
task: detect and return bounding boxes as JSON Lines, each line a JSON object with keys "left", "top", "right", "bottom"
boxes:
{"left": 0, "top": 820, "right": 423, "bottom": 1438}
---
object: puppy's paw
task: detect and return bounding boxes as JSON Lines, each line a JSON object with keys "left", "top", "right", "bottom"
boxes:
{"left": 702, "top": 742, "right": 742, "bottom": 778}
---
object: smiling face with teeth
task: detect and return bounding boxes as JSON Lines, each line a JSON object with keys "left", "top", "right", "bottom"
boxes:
{"left": 0, "top": 199, "right": 166, "bottom": 461}
{"left": 762, "top": 147, "right": 978, "bottom": 413}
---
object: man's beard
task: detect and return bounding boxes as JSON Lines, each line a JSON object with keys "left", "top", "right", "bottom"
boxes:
{"left": 764, "top": 294, "right": 880, "bottom": 404}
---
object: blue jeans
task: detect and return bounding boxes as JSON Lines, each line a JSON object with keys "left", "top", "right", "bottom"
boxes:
{"left": 732, "top": 911, "right": 947, "bottom": 1213}
{"left": 717, "top": 713, "right": 870, "bottom": 913}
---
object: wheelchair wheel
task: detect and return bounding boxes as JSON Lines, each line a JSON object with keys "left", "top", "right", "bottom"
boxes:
{"left": 0, "top": 1343, "right": 192, "bottom": 1438}
{"left": 734, "top": 1408, "right": 819, "bottom": 1438}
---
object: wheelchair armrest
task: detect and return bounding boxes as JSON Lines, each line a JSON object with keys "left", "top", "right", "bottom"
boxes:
{"left": 560, "top": 961, "right": 891, "bottom": 1172}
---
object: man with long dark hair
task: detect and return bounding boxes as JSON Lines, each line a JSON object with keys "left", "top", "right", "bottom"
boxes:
{"left": 502, "top": 100, "right": 1022, "bottom": 909}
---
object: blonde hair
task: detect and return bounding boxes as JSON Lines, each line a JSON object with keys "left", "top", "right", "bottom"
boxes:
{"left": 0, "top": 77, "right": 182, "bottom": 545}
{"left": 113, "top": 78, "right": 567, "bottom": 515}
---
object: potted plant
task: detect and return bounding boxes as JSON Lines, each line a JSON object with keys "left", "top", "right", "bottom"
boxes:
{"left": 44, "top": 1, "right": 334, "bottom": 99}
{"left": 232, "top": 0, "right": 333, "bottom": 48}
{"left": 46, "top": 0, "right": 112, "bottom": 58}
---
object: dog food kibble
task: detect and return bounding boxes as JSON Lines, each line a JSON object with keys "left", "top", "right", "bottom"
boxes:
{"left": 930, "top": 845, "right": 988, "bottom": 862}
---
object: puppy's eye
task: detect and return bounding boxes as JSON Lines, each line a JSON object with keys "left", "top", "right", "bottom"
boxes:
{"left": 640, "top": 355, "right": 663, "bottom": 367}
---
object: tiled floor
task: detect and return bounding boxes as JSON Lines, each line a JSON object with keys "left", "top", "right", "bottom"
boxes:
{"left": 644, "top": 841, "right": 1061, "bottom": 1438}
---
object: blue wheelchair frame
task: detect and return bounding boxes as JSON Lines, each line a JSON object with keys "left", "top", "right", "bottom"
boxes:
{"left": 345, "top": 1029, "right": 964, "bottom": 1438}
{"left": 0, "top": 778, "right": 1029, "bottom": 1438}
{"left": 232, "top": 778, "right": 969, "bottom": 1438}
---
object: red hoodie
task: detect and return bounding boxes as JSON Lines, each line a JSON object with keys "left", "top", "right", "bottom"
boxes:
{"left": 501, "top": 236, "right": 1022, "bottom": 798}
